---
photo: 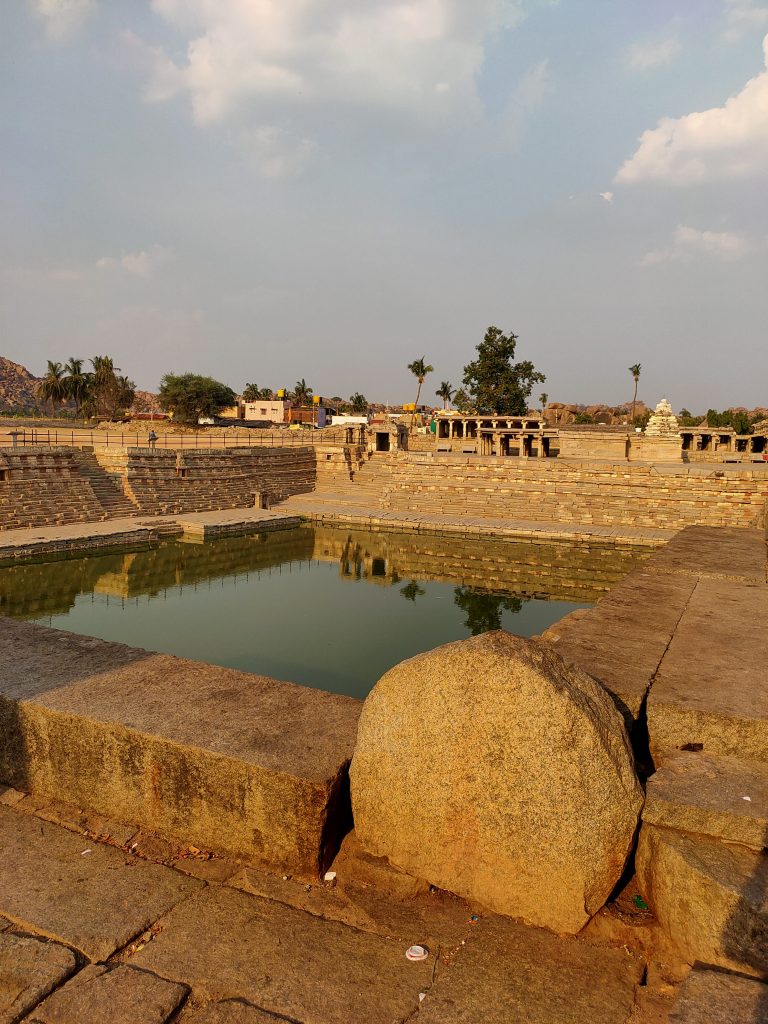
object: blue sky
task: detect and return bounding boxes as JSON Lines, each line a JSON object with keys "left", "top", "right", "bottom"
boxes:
{"left": 1, "top": 0, "right": 767, "bottom": 408}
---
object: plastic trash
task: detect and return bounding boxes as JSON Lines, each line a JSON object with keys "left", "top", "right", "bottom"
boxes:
{"left": 406, "top": 945, "right": 429, "bottom": 962}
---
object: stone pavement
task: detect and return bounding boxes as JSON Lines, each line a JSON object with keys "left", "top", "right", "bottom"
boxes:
{"left": 0, "top": 794, "right": 664, "bottom": 1024}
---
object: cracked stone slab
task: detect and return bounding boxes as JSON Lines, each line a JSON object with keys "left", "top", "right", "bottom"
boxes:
{"left": 644, "top": 751, "right": 768, "bottom": 849}
{"left": 669, "top": 966, "right": 768, "bottom": 1023}
{"left": 129, "top": 885, "right": 432, "bottom": 1024}
{"left": 648, "top": 526, "right": 767, "bottom": 584}
{"left": 0, "top": 931, "right": 77, "bottom": 1024}
{"left": 26, "top": 964, "right": 188, "bottom": 1024}
{"left": 648, "top": 579, "right": 768, "bottom": 765}
{"left": 178, "top": 1001, "right": 288, "bottom": 1023}
{"left": 415, "top": 915, "right": 644, "bottom": 1024}
{"left": 0, "top": 805, "right": 201, "bottom": 961}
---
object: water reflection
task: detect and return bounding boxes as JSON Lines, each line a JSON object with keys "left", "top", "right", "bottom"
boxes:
{"left": 0, "top": 525, "right": 649, "bottom": 697}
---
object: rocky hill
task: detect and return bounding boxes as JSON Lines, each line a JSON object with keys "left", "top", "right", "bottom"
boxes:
{"left": 0, "top": 357, "right": 41, "bottom": 412}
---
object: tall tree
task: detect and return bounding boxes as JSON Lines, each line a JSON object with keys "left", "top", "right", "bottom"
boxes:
{"left": 37, "top": 361, "right": 67, "bottom": 414}
{"left": 452, "top": 387, "right": 473, "bottom": 413}
{"left": 407, "top": 356, "right": 433, "bottom": 431}
{"left": 629, "top": 363, "right": 642, "bottom": 424}
{"left": 292, "top": 379, "right": 313, "bottom": 406}
{"left": 436, "top": 381, "right": 454, "bottom": 409}
{"left": 158, "top": 373, "right": 236, "bottom": 425}
{"left": 462, "top": 326, "right": 545, "bottom": 415}
{"left": 64, "top": 357, "right": 89, "bottom": 417}
{"left": 243, "top": 383, "right": 273, "bottom": 402}
{"left": 348, "top": 393, "right": 368, "bottom": 414}
{"left": 539, "top": 391, "right": 548, "bottom": 416}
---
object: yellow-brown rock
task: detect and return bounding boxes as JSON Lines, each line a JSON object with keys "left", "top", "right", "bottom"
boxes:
{"left": 349, "top": 631, "right": 643, "bottom": 934}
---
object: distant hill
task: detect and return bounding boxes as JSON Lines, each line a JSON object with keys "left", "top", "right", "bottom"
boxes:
{"left": 0, "top": 356, "right": 41, "bottom": 412}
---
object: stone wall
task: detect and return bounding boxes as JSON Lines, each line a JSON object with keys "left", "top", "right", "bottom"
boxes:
{"left": 0, "top": 448, "right": 104, "bottom": 531}
{"left": 96, "top": 446, "right": 318, "bottom": 515}
{"left": 374, "top": 453, "right": 768, "bottom": 531}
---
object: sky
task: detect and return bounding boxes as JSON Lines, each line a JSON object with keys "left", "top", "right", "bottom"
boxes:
{"left": 1, "top": 0, "right": 767, "bottom": 409}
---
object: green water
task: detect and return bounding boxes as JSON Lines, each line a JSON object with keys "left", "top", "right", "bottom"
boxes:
{"left": 0, "top": 525, "right": 646, "bottom": 698}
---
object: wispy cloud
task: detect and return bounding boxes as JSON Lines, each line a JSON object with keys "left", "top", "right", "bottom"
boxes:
{"left": 723, "top": 0, "right": 768, "bottom": 40}
{"left": 238, "top": 127, "right": 318, "bottom": 180}
{"left": 95, "top": 245, "right": 174, "bottom": 278}
{"left": 29, "top": 0, "right": 96, "bottom": 42}
{"left": 626, "top": 36, "right": 681, "bottom": 71}
{"left": 641, "top": 225, "right": 756, "bottom": 265}
{"left": 502, "top": 59, "right": 553, "bottom": 141}
{"left": 617, "top": 34, "right": 768, "bottom": 184}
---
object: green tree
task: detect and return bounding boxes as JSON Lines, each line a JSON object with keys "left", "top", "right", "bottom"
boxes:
{"left": 539, "top": 392, "right": 548, "bottom": 415}
{"left": 348, "top": 392, "right": 368, "bottom": 414}
{"left": 36, "top": 360, "right": 68, "bottom": 414}
{"left": 407, "top": 356, "right": 434, "bottom": 430}
{"left": 629, "top": 363, "right": 641, "bottom": 424}
{"left": 462, "top": 327, "right": 545, "bottom": 415}
{"left": 63, "top": 357, "right": 89, "bottom": 417}
{"left": 436, "top": 381, "right": 454, "bottom": 409}
{"left": 452, "top": 387, "right": 473, "bottom": 413}
{"left": 243, "top": 383, "right": 273, "bottom": 402}
{"left": 292, "top": 379, "right": 313, "bottom": 405}
{"left": 84, "top": 356, "right": 135, "bottom": 419}
{"left": 453, "top": 586, "right": 523, "bottom": 635}
{"left": 158, "top": 373, "right": 236, "bottom": 425}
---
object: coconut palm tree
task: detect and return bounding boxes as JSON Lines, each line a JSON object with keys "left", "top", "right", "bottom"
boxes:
{"left": 37, "top": 361, "right": 68, "bottom": 414}
{"left": 539, "top": 392, "right": 548, "bottom": 416}
{"left": 436, "top": 381, "right": 454, "bottom": 409}
{"left": 407, "top": 357, "right": 433, "bottom": 431}
{"left": 349, "top": 393, "right": 368, "bottom": 414}
{"left": 292, "top": 379, "right": 313, "bottom": 406}
{"left": 629, "top": 363, "right": 642, "bottom": 424}
{"left": 64, "top": 357, "right": 89, "bottom": 418}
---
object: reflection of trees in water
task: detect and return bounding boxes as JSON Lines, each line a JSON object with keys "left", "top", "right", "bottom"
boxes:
{"left": 400, "top": 580, "right": 426, "bottom": 603}
{"left": 453, "top": 586, "right": 524, "bottom": 635}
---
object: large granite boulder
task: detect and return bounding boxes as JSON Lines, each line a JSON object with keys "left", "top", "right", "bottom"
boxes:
{"left": 349, "top": 632, "right": 643, "bottom": 934}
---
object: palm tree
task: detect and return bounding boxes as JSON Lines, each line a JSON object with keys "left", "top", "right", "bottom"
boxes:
{"left": 629, "top": 364, "right": 642, "bottom": 424}
{"left": 37, "top": 361, "right": 67, "bottom": 414}
{"left": 407, "top": 357, "right": 433, "bottom": 431}
{"left": 349, "top": 393, "right": 368, "bottom": 414}
{"left": 243, "top": 383, "right": 273, "bottom": 402}
{"left": 293, "top": 379, "right": 313, "bottom": 406}
{"left": 64, "top": 357, "right": 89, "bottom": 418}
{"left": 539, "top": 392, "right": 548, "bottom": 416}
{"left": 436, "top": 381, "right": 454, "bottom": 409}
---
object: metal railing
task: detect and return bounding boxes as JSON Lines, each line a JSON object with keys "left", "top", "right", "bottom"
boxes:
{"left": 0, "top": 428, "right": 334, "bottom": 450}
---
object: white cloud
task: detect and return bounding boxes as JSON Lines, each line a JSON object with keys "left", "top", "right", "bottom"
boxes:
{"left": 238, "top": 127, "right": 317, "bottom": 180}
{"left": 142, "top": 0, "right": 532, "bottom": 125}
{"left": 95, "top": 245, "right": 173, "bottom": 278}
{"left": 641, "top": 225, "right": 756, "bottom": 265}
{"left": 502, "top": 59, "right": 553, "bottom": 141}
{"left": 617, "top": 34, "right": 768, "bottom": 184}
{"left": 626, "top": 36, "right": 682, "bottom": 72}
{"left": 599, "top": 191, "right": 614, "bottom": 203}
{"left": 724, "top": 0, "right": 768, "bottom": 40}
{"left": 29, "top": 0, "right": 96, "bottom": 42}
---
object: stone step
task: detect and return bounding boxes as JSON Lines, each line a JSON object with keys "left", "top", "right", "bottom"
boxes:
{"left": 647, "top": 578, "right": 768, "bottom": 765}
{"left": 0, "top": 617, "right": 360, "bottom": 878}
{"left": 636, "top": 822, "right": 768, "bottom": 978}
{"left": 669, "top": 966, "right": 768, "bottom": 1023}
{"left": 644, "top": 751, "right": 768, "bottom": 849}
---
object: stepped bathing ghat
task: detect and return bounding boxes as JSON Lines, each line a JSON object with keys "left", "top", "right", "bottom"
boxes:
{"left": 0, "top": 423, "right": 766, "bottom": 1022}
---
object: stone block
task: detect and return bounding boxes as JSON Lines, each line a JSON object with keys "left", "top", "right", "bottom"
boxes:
{"left": 644, "top": 752, "right": 768, "bottom": 849}
{"left": 636, "top": 823, "right": 768, "bottom": 977}
{"left": 669, "top": 966, "right": 768, "bottom": 1023}
{"left": 0, "top": 805, "right": 201, "bottom": 962}
{"left": 130, "top": 886, "right": 432, "bottom": 1024}
{"left": 0, "top": 932, "right": 77, "bottom": 1024}
{"left": 26, "top": 964, "right": 188, "bottom": 1024}
{"left": 0, "top": 617, "right": 360, "bottom": 878}
{"left": 350, "top": 632, "right": 643, "bottom": 933}
{"left": 416, "top": 915, "right": 644, "bottom": 1024}
{"left": 178, "top": 1003, "right": 284, "bottom": 1024}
